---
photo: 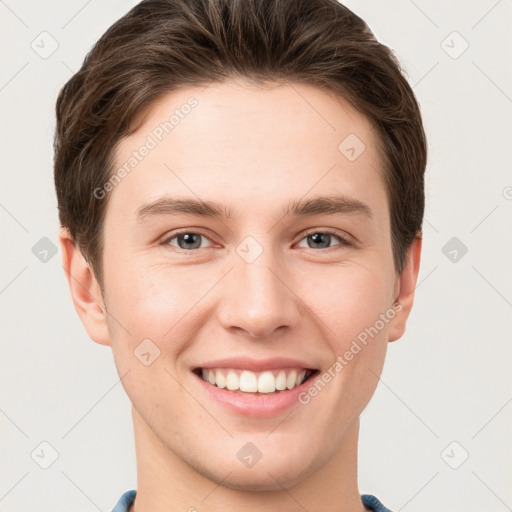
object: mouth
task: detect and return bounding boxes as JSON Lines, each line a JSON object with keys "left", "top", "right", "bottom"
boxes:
{"left": 192, "top": 367, "right": 320, "bottom": 395}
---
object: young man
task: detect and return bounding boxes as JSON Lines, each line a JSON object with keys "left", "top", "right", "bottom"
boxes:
{"left": 54, "top": 1, "right": 426, "bottom": 511}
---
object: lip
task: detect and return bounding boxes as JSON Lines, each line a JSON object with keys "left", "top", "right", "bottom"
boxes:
{"left": 194, "top": 356, "right": 318, "bottom": 373}
{"left": 191, "top": 365, "right": 320, "bottom": 418}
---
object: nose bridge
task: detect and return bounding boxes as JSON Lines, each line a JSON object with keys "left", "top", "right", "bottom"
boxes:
{"left": 218, "top": 236, "right": 299, "bottom": 338}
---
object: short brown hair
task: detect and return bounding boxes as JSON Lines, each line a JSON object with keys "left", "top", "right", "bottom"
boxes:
{"left": 54, "top": 0, "right": 427, "bottom": 290}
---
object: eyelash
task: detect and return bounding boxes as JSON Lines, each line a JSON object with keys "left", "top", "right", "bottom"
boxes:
{"left": 160, "top": 228, "right": 353, "bottom": 252}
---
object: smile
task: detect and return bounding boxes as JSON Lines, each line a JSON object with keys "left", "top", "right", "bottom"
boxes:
{"left": 195, "top": 367, "right": 316, "bottom": 394}
{"left": 191, "top": 356, "right": 320, "bottom": 417}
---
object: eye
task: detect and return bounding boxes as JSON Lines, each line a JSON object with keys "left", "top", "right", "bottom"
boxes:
{"left": 296, "top": 230, "right": 351, "bottom": 250}
{"left": 161, "top": 229, "right": 352, "bottom": 252}
{"left": 162, "top": 231, "right": 215, "bottom": 251}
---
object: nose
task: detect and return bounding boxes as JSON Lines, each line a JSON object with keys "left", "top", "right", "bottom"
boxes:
{"left": 216, "top": 246, "right": 301, "bottom": 339}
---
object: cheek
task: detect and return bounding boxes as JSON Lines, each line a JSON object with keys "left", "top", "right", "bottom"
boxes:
{"left": 103, "top": 256, "right": 216, "bottom": 364}
{"left": 103, "top": 261, "right": 200, "bottom": 418}
{"left": 104, "top": 247, "right": 395, "bottom": 351}
{"left": 105, "top": 248, "right": 184, "bottom": 321}
{"left": 307, "top": 262, "right": 395, "bottom": 345}
{"left": 298, "top": 267, "right": 392, "bottom": 427}
{"left": 306, "top": 263, "right": 392, "bottom": 399}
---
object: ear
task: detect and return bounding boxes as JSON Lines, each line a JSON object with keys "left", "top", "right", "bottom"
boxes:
{"left": 59, "top": 228, "right": 111, "bottom": 346}
{"left": 388, "top": 235, "right": 422, "bottom": 342}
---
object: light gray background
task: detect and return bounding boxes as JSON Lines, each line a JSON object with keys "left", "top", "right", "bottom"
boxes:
{"left": 1, "top": 1, "right": 511, "bottom": 511}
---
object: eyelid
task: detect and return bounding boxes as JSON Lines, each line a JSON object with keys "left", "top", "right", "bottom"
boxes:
{"left": 160, "top": 227, "right": 354, "bottom": 250}
{"left": 296, "top": 228, "right": 354, "bottom": 247}
{"left": 160, "top": 228, "right": 218, "bottom": 248}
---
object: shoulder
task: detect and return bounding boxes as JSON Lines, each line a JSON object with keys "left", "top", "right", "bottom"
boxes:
{"left": 111, "top": 490, "right": 136, "bottom": 512}
{"left": 361, "top": 494, "right": 395, "bottom": 512}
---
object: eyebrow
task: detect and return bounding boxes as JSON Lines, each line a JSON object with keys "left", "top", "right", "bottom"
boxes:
{"left": 135, "top": 194, "right": 372, "bottom": 222}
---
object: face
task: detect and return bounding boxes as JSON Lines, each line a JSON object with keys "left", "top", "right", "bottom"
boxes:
{"left": 69, "top": 80, "right": 418, "bottom": 491}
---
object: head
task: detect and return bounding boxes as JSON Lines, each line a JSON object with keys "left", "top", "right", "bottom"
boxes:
{"left": 55, "top": 0, "right": 425, "bottom": 492}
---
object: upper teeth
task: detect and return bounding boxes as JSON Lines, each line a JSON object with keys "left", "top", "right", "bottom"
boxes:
{"left": 200, "top": 368, "right": 309, "bottom": 393}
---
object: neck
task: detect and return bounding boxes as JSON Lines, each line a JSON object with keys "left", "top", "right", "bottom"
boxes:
{"left": 130, "top": 406, "right": 367, "bottom": 512}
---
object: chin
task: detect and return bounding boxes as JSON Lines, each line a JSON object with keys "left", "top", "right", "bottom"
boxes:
{"left": 198, "top": 451, "right": 319, "bottom": 492}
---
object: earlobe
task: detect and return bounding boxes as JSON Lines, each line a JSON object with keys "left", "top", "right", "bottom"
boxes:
{"left": 59, "top": 228, "right": 111, "bottom": 346}
{"left": 388, "top": 236, "right": 422, "bottom": 342}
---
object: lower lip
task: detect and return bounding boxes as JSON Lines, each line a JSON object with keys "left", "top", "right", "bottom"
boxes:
{"left": 192, "top": 370, "right": 317, "bottom": 418}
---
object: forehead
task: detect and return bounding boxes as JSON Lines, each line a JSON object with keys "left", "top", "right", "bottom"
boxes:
{"left": 108, "top": 80, "right": 388, "bottom": 225}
